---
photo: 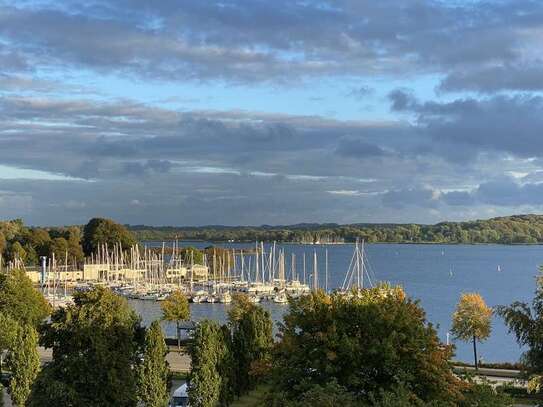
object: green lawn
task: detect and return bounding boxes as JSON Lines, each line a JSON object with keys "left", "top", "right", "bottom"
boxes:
{"left": 231, "top": 385, "right": 271, "bottom": 407}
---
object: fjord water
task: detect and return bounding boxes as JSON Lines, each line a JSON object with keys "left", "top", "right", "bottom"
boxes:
{"left": 133, "top": 242, "right": 542, "bottom": 363}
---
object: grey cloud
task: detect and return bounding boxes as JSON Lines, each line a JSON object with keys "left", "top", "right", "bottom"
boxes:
{"left": 1, "top": 1, "right": 542, "bottom": 84}
{"left": 335, "top": 137, "right": 387, "bottom": 159}
{"left": 381, "top": 187, "right": 437, "bottom": 209}
{"left": 440, "top": 65, "right": 543, "bottom": 93}
{"left": 388, "top": 92, "right": 543, "bottom": 160}
{"left": 441, "top": 191, "right": 475, "bottom": 207}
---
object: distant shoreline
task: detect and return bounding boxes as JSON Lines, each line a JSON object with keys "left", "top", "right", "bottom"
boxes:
{"left": 140, "top": 239, "right": 543, "bottom": 246}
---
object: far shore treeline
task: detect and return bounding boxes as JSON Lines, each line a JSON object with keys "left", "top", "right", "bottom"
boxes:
{"left": 3, "top": 215, "right": 543, "bottom": 267}
{"left": 130, "top": 214, "right": 543, "bottom": 244}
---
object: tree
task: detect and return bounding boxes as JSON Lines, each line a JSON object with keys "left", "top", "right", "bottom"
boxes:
{"left": 6, "top": 242, "right": 26, "bottom": 264}
{"left": 7, "top": 324, "right": 40, "bottom": 406}
{"left": 161, "top": 290, "right": 190, "bottom": 349}
{"left": 138, "top": 321, "right": 170, "bottom": 407}
{"left": 0, "top": 312, "right": 18, "bottom": 374}
{"left": 28, "top": 287, "right": 144, "bottom": 406}
{"left": 49, "top": 237, "right": 69, "bottom": 259}
{"left": 82, "top": 217, "right": 137, "bottom": 255}
{"left": 0, "top": 232, "right": 6, "bottom": 257}
{"left": 0, "top": 269, "right": 50, "bottom": 327}
{"left": 27, "top": 228, "right": 51, "bottom": 257}
{"left": 229, "top": 294, "right": 273, "bottom": 396}
{"left": 272, "top": 286, "right": 461, "bottom": 405}
{"left": 497, "top": 269, "right": 543, "bottom": 377}
{"left": 451, "top": 293, "right": 492, "bottom": 370}
{"left": 67, "top": 227, "right": 84, "bottom": 263}
{"left": 188, "top": 320, "right": 223, "bottom": 407}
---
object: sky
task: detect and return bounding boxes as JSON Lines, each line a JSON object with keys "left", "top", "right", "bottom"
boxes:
{"left": 2, "top": 0, "right": 543, "bottom": 226}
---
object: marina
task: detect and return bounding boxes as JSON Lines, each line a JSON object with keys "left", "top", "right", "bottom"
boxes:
{"left": 3, "top": 239, "right": 541, "bottom": 363}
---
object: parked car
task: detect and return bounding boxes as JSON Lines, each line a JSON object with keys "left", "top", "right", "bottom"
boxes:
{"left": 170, "top": 382, "right": 189, "bottom": 407}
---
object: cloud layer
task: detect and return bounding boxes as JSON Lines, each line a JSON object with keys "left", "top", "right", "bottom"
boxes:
{"left": 1, "top": 0, "right": 543, "bottom": 225}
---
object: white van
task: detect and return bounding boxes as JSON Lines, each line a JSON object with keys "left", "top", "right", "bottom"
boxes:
{"left": 170, "top": 382, "right": 189, "bottom": 407}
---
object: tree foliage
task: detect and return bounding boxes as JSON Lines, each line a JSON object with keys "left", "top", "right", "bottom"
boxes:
{"left": 129, "top": 214, "right": 543, "bottom": 244}
{"left": 138, "top": 321, "right": 170, "bottom": 407}
{"left": 0, "top": 269, "right": 50, "bottom": 327}
{"left": 452, "top": 293, "right": 492, "bottom": 342}
{"left": 497, "top": 268, "right": 543, "bottom": 376}
{"left": 29, "top": 287, "right": 144, "bottom": 406}
{"left": 161, "top": 290, "right": 190, "bottom": 348}
{"left": 451, "top": 293, "right": 492, "bottom": 369}
{"left": 7, "top": 324, "right": 40, "bottom": 406}
{"left": 272, "top": 286, "right": 461, "bottom": 405}
{"left": 188, "top": 320, "right": 224, "bottom": 407}
{"left": 0, "top": 312, "right": 18, "bottom": 358}
{"left": 229, "top": 294, "right": 273, "bottom": 396}
{"left": 82, "top": 217, "right": 137, "bottom": 255}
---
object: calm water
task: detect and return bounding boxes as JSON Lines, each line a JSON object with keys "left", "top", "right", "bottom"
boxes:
{"left": 131, "top": 242, "right": 543, "bottom": 363}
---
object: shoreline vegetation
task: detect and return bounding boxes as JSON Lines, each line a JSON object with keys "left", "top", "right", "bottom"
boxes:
{"left": 2, "top": 214, "right": 543, "bottom": 270}
{"left": 129, "top": 214, "right": 543, "bottom": 245}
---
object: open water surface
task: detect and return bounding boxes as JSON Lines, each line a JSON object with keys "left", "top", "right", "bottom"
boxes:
{"left": 130, "top": 242, "right": 543, "bottom": 363}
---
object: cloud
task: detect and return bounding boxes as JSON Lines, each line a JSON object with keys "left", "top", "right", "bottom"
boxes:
{"left": 388, "top": 91, "right": 543, "bottom": 160}
{"left": 2, "top": 1, "right": 543, "bottom": 225}
{"left": 335, "top": 137, "right": 387, "bottom": 159}
{"left": 0, "top": 1, "right": 542, "bottom": 84}
{"left": 382, "top": 187, "right": 438, "bottom": 209}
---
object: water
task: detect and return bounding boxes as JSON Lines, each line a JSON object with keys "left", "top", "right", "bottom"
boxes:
{"left": 133, "top": 242, "right": 543, "bottom": 363}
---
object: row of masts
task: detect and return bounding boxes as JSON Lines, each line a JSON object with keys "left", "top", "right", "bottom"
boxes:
{"left": 1, "top": 240, "right": 372, "bottom": 306}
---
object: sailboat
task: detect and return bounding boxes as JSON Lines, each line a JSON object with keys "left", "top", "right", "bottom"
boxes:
{"left": 340, "top": 240, "right": 373, "bottom": 294}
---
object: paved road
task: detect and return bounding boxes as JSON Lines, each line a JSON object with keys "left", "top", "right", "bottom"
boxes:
{"left": 37, "top": 346, "right": 191, "bottom": 372}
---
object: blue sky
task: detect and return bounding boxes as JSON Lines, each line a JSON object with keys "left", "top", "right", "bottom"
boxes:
{"left": 2, "top": 0, "right": 543, "bottom": 226}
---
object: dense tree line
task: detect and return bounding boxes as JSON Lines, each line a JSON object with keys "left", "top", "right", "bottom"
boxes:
{"left": 129, "top": 214, "right": 543, "bottom": 244}
{"left": 188, "top": 294, "right": 273, "bottom": 406}
{"left": 0, "top": 217, "right": 136, "bottom": 267}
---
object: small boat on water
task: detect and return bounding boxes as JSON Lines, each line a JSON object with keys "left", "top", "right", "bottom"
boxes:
{"left": 249, "top": 294, "right": 261, "bottom": 303}
{"left": 218, "top": 292, "right": 232, "bottom": 303}
{"left": 205, "top": 292, "right": 218, "bottom": 303}
{"left": 191, "top": 290, "right": 208, "bottom": 303}
{"left": 273, "top": 292, "right": 288, "bottom": 304}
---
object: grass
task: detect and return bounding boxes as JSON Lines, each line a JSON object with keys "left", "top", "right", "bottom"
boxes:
{"left": 170, "top": 371, "right": 189, "bottom": 380}
{"left": 231, "top": 385, "right": 271, "bottom": 407}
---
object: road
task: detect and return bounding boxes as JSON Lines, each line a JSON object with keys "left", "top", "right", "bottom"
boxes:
{"left": 37, "top": 346, "right": 191, "bottom": 372}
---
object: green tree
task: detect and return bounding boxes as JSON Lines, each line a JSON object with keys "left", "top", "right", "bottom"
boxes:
{"left": 497, "top": 269, "right": 543, "bottom": 378}
{"left": 229, "top": 294, "right": 273, "bottom": 396}
{"left": 67, "top": 227, "right": 84, "bottom": 263}
{"left": 451, "top": 293, "right": 492, "bottom": 370}
{"left": 0, "top": 269, "right": 50, "bottom": 327}
{"left": 7, "top": 324, "right": 40, "bottom": 406}
{"left": 272, "top": 286, "right": 461, "bottom": 405}
{"left": 161, "top": 290, "right": 190, "bottom": 349}
{"left": 29, "top": 287, "right": 144, "bottom": 406}
{"left": 0, "top": 312, "right": 18, "bottom": 374}
{"left": 27, "top": 228, "right": 51, "bottom": 257}
{"left": 218, "top": 325, "right": 235, "bottom": 406}
{"left": 273, "top": 380, "right": 358, "bottom": 407}
{"left": 138, "top": 321, "right": 170, "bottom": 407}
{"left": 82, "top": 217, "right": 137, "bottom": 255}
{"left": 0, "top": 232, "right": 6, "bottom": 257}
{"left": 49, "top": 237, "right": 69, "bottom": 259}
{"left": 188, "top": 320, "right": 223, "bottom": 407}
{"left": 6, "top": 242, "right": 26, "bottom": 264}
